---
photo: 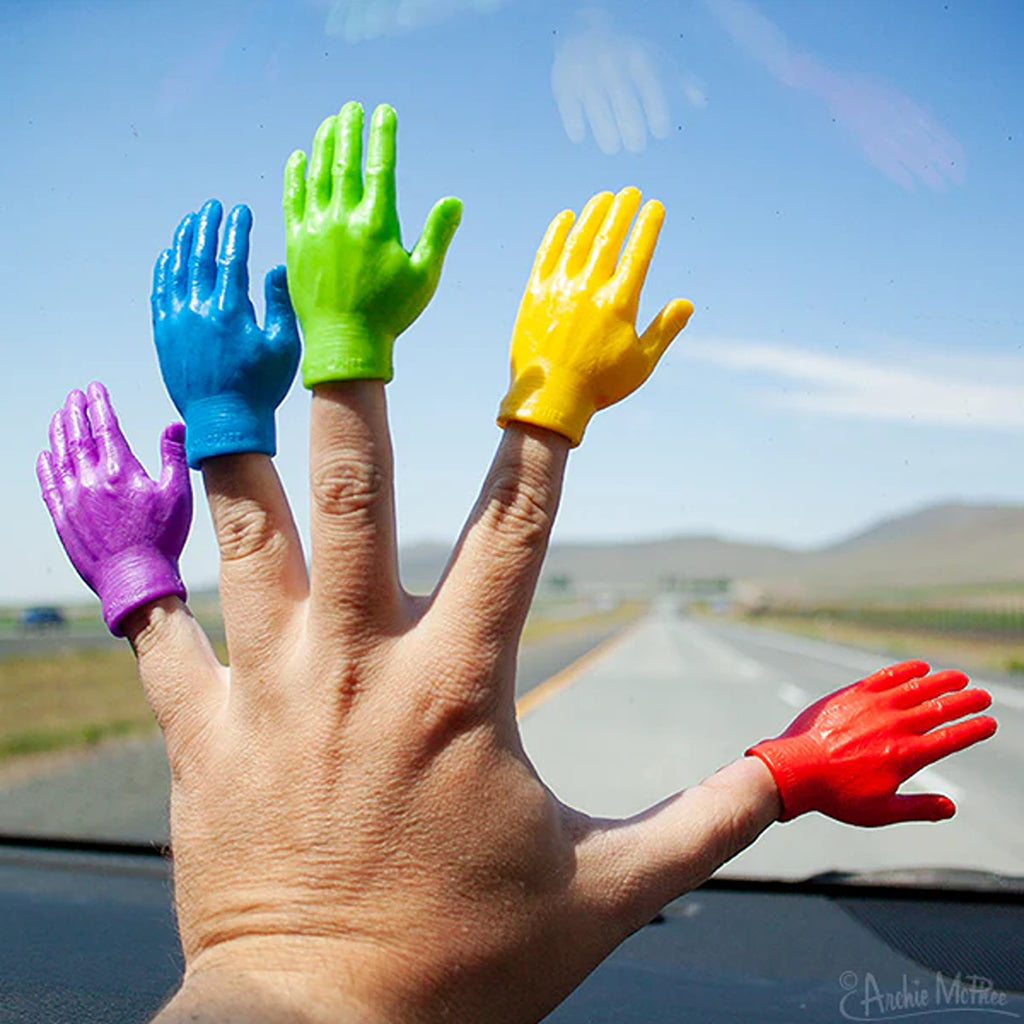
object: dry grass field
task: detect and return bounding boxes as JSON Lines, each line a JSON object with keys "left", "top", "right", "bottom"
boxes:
{"left": 0, "top": 602, "right": 644, "bottom": 766}
{"left": 747, "top": 613, "right": 1024, "bottom": 677}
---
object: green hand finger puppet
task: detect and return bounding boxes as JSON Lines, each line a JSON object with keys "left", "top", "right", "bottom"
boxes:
{"left": 284, "top": 101, "right": 463, "bottom": 386}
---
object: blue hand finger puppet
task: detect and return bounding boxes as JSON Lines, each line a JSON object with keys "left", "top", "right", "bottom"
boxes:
{"left": 152, "top": 199, "right": 301, "bottom": 469}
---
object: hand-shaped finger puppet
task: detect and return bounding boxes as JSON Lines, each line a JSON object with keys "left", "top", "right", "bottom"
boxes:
{"left": 747, "top": 660, "right": 997, "bottom": 827}
{"left": 36, "top": 383, "right": 192, "bottom": 636}
{"left": 284, "top": 100, "right": 463, "bottom": 386}
{"left": 152, "top": 200, "right": 301, "bottom": 469}
{"left": 497, "top": 186, "right": 694, "bottom": 446}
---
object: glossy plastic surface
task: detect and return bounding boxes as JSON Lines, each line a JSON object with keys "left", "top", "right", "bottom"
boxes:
{"left": 35, "top": 383, "right": 191, "bottom": 636}
{"left": 746, "top": 660, "right": 998, "bottom": 826}
{"left": 152, "top": 200, "right": 300, "bottom": 469}
{"left": 497, "top": 187, "right": 693, "bottom": 446}
{"left": 284, "top": 101, "right": 462, "bottom": 386}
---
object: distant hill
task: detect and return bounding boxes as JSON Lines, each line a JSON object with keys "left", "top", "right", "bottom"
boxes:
{"left": 398, "top": 503, "right": 1024, "bottom": 601}
{"left": 186, "top": 503, "right": 1024, "bottom": 606}
{"left": 539, "top": 536, "right": 797, "bottom": 590}
{"left": 780, "top": 503, "right": 1024, "bottom": 599}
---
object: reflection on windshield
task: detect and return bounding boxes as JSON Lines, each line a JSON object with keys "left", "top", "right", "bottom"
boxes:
{"left": 1, "top": 0, "right": 1022, "bottom": 891}
{"left": 552, "top": 8, "right": 670, "bottom": 155}
{"left": 706, "top": 0, "right": 965, "bottom": 190}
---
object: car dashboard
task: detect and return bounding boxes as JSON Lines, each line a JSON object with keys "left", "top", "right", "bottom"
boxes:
{"left": 1, "top": 839, "right": 1022, "bottom": 1023}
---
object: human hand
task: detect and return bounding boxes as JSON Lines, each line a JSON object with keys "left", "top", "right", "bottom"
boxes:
{"left": 36, "top": 383, "right": 191, "bottom": 636}
{"left": 497, "top": 187, "right": 693, "bottom": 446}
{"left": 283, "top": 101, "right": 463, "bottom": 386}
{"left": 133, "top": 381, "right": 778, "bottom": 1023}
{"left": 152, "top": 200, "right": 300, "bottom": 469}
{"left": 746, "top": 660, "right": 997, "bottom": 827}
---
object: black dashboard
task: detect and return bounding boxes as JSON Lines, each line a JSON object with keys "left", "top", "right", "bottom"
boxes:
{"left": 1, "top": 840, "right": 1022, "bottom": 1023}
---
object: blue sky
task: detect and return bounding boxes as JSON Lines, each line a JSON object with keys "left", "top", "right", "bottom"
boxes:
{"left": 2, "top": 0, "right": 1023, "bottom": 603}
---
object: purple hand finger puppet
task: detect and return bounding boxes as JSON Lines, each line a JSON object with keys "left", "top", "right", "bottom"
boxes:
{"left": 36, "top": 382, "right": 192, "bottom": 636}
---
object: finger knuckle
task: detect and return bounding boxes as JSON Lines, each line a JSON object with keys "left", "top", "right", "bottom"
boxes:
{"left": 216, "top": 500, "right": 284, "bottom": 565}
{"left": 480, "top": 467, "right": 553, "bottom": 549}
{"left": 312, "top": 455, "right": 385, "bottom": 523}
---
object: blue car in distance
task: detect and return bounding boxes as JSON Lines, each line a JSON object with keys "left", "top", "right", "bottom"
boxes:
{"left": 18, "top": 606, "right": 67, "bottom": 631}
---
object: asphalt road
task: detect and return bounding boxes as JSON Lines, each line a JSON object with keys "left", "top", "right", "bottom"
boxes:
{"left": 519, "top": 608, "right": 1024, "bottom": 882}
{"left": 0, "top": 619, "right": 628, "bottom": 844}
{"left": 4, "top": 609, "right": 1022, "bottom": 885}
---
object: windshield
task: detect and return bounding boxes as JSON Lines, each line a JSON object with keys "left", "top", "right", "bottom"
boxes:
{"left": 1, "top": 0, "right": 1022, "bottom": 887}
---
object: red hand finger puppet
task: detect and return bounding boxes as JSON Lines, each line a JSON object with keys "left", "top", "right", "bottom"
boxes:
{"left": 746, "top": 660, "right": 997, "bottom": 827}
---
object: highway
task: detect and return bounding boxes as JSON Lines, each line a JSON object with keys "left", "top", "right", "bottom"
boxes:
{"left": 2, "top": 608, "right": 1023, "bottom": 885}
{"left": 519, "top": 608, "right": 1024, "bottom": 882}
{"left": 0, "top": 618, "right": 629, "bottom": 844}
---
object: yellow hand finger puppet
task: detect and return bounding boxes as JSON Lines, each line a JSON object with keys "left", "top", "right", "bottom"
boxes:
{"left": 497, "top": 187, "right": 693, "bottom": 446}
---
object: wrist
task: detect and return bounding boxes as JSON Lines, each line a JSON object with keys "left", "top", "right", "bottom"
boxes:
{"left": 300, "top": 315, "right": 395, "bottom": 386}
{"left": 745, "top": 732, "right": 825, "bottom": 821}
{"left": 95, "top": 546, "right": 186, "bottom": 637}
{"left": 159, "top": 935, "right": 433, "bottom": 1024}
{"left": 155, "top": 964, "right": 383, "bottom": 1024}
{"left": 497, "top": 368, "right": 593, "bottom": 447}
{"left": 182, "top": 393, "right": 277, "bottom": 469}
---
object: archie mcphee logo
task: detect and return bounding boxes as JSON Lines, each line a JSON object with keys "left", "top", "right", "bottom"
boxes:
{"left": 838, "top": 970, "right": 1019, "bottom": 1021}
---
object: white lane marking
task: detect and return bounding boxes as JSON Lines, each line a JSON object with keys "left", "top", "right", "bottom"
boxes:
{"left": 777, "top": 683, "right": 809, "bottom": 708}
{"left": 734, "top": 625, "right": 1024, "bottom": 713}
{"left": 909, "top": 767, "right": 964, "bottom": 802}
{"left": 675, "top": 620, "right": 767, "bottom": 682}
{"left": 731, "top": 625, "right": 883, "bottom": 673}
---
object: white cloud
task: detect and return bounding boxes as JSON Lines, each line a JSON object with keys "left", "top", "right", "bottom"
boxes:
{"left": 684, "top": 339, "right": 1024, "bottom": 430}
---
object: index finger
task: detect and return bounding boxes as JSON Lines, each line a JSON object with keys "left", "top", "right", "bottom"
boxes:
{"left": 860, "top": 660, "right": 931, "bottom": 693}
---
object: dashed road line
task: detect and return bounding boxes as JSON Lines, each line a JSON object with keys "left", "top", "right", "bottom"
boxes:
{"left": 777, "top": 683, "right": 810, "bottom": 708}
{"left": 673, "top": 619, "right": 767, "bottom": 682}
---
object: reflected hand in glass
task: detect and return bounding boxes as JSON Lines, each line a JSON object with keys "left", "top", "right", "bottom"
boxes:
{"left": 284, "top": 101, "right": 462, "bottom": 386}
{"left": 551, "top": 9, "right": 671, "bottom": 155}
{"left": 152, "top": 200, "right": 301, "bottom": 469}
{"left": 36, "top": 383, "right": 191, "bottom": 636}
{"left": 497, "top": 186, "right": 694, "bottom": 446}
{"left": 322, "top": 0, "right": 509, "bottom": 43}
{"left": 705, "top": 0, "right": 964, "bottom": 191}
{"left": 746, "top": 660, "right": 997, "bottom": 827}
